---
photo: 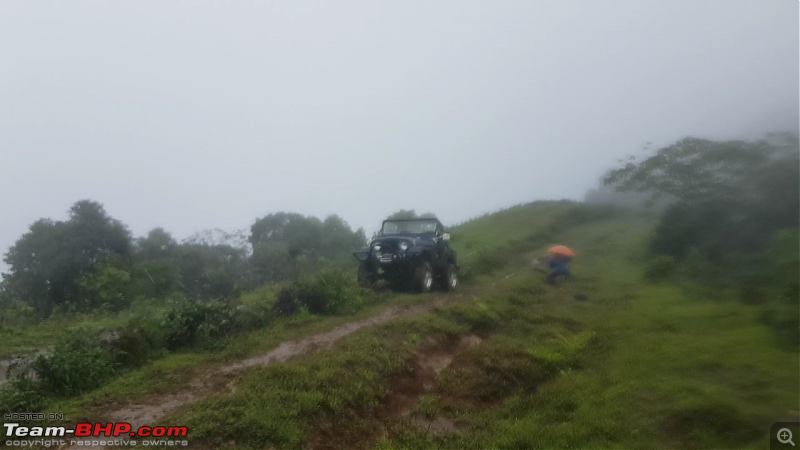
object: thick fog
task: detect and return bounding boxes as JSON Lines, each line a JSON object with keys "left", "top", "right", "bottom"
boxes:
{"left": 1, "top": 1, "right": 797, "bottom": 268}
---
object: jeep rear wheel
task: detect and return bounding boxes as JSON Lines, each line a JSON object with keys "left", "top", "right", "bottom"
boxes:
{"left": 441, "top": 263, "right": 458, "bottom": 291}
{"left": 414, "top": 261, "right": 433, "bottom": 293}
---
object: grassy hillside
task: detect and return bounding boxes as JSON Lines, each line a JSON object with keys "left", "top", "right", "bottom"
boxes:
{"left": 3, "top": 201, "right": 797, "bottom": 449}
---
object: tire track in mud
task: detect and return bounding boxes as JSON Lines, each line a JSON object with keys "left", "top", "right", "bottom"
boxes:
{"left": 104, "top": 295, "right": 459, "bottom": 432}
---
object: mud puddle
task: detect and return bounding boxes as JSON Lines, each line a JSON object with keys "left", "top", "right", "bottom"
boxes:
{"left": 307, "top": 333, "right": 482, "bottom": 449}
{"left": 377, "top": 334, "right": 483, "bottom": 439}
{"left": 408, "top": 335, "right": 482, "bottom": 435}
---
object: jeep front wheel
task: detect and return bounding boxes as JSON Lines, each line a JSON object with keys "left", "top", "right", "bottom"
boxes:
{"left": 441, "top": 263, "right": 458, "bottom": 291}
{"left": 414, "top": 261, "right": 433, "bottom": 293}
{"left": 358, "top": 262, "right": 376, "bottom": 288}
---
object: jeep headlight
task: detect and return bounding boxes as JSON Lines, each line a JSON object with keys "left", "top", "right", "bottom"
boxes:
{"left": 372, "top": 244, "right": 381, "bottom": 252}
{"left": 399, "top": 242, "right": 409, "bottom": 251}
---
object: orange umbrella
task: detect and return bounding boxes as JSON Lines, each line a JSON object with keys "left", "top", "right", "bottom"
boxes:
{"left": 548, "top": 245, "right": 575, "bottom": 257}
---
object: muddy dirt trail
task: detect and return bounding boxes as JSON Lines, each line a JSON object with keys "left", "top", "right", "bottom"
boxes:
{"left": 102, "top": 295, "right": 459, "bottom": 433}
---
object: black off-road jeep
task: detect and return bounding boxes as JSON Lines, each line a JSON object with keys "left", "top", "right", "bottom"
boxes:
{"left": 353, "top": 218, "right": 458, "bottom": 293}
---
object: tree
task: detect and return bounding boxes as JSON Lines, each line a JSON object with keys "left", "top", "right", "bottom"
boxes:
{"left": 68, "top": 200, "right": 132, "bottom": 261}
{"left": 182, "top": 228, "right": 252, "bottom": 255}
{"left": 250, "top": 212, "right": 323, "bottom": 259}
{"left": 133, "top": 227, "right": 257, "bottom": 300}
{"left": 3, "top": 200, "right": 133, "bottom": 315}
{"left": 249, "top": 212, "right": 365, "bottom": 283}
{"left": 605, "top": 132, "right": 799, "bottom": 257}
{"left": 320, "top": 215, "right": 367, "bottom": 257}
{"left": 385, "top": 209, "right": 436, "bottom": 220}
{"left": 584, "top": 172, "right": 657, "bottom": 208}
{"left": 173, "top": 244, "right": 249, "bottom": 300}
{"left": 77, "top": 265, "right": 132, "bottom": 311}
{"left": 135, "top": 228, "right": 177, "bottom": 262}
{"left": 130, "top": 228, "right": 180, "bottom": 298}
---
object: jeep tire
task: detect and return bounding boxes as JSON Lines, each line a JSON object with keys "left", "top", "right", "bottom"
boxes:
{"left": 414, "top": 261, "right": 434, "bottom": 293}
{"left": 441, "top": 263, "right": 458, "bottom": 291}
{"left": 358, "top": 262, "right": 376, "bottom": 288}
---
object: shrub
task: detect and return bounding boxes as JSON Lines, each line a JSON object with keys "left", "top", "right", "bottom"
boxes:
{"left": 77, "top": 265, "right": 133, "bottom": 312}
{"left": 444, "top": 299, "right": 500, "bottom": 333}
{"left": 233, "top": 300, "right": 276, "bottom": 332}
{"left": 459, "top": 249, "right": 506, "bottom": 281}
{"left": 528, "top": 330, "right": 594, "bottom": 374}
{"left": 162, "top": 299, "right": 237, "bottom": 350}
{"left": 29, "top": 346, "right": 118, "bottom": 397}
{"left": 273, "top": 288, "right": 303, "bottom": 317}
{"left": 0, "top": 379, "right": 48, "bottom": 415}
{"left": 108, "top": 321, "right": 168, "bottom": 368}
{"left": 758, "top": 305, "right": 800, "bottom": 351}
{"left": 738, "top": 282, "right": 767, "bottom": 305}
{"left": 0, "top": 339, "right": 119, "bottom": 413}
{"left": 273, "top": 269, "right": 370, "bottom": 317}
{"left": 0, "top": 303, "right": 37, "bottom": 328}
{"left": 644, "top": 255, "right": 677, "bottom": 281}
{"left": 130, "top": 260, "right": 177, "bottom": 299}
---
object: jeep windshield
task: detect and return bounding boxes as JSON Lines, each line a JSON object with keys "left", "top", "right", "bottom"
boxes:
{"left": 381, "top": 220, "right": 437, "bottom": 235}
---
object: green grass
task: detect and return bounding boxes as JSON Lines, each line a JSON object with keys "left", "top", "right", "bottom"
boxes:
{"left": 3, "top": 201, "right": 797, "bottom": 449}
{"left": 42, "top": 287, "right": 446, "bottom": 419}
{"left": 0, "top": 310, "right": 136, "bottom": 358}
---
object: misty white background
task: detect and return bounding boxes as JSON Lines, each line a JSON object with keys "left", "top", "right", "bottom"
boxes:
{"left": 1, "top": 1, "right": 797, "bottom": 273}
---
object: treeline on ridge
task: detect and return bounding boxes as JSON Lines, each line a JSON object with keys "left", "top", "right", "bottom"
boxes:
{"left": 0, "top": 206, "right": 367, "bottom": 317}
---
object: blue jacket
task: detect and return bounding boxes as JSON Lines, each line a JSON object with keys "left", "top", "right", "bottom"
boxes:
{"left": 549, "top": 258, "right": 570, "bottom": 275}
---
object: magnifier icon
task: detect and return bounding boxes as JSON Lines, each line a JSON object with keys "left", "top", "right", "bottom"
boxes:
{"left": 778, "top": 428, "right": 795, "bottom": 446}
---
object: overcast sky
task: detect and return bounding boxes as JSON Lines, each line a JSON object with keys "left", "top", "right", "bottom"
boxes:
{"left": 1, "top": 1, "right": 797, "bottom": 268}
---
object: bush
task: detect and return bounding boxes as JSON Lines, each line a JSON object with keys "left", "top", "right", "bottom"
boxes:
{"left": 77, "top": 265, "right": 132, "bottom": 311}
{"left": 0, "top": 379, "right": 48, "bottom": 415}
{"left": 162, "top": 299, "right": 237, "bottom": 350}
{"left": 0, "top": 303, "right": 37, "bottom": 328}
{"left": 130, "top": 260, "right": 177, "bottom": 299}
{"left": 0, "top": 290, "right": 283, "bottom": 414}
{"left": 683, "top": 248, "right": 730, "bottom": 282}
{"left": 109, "top": 321, "right": 168, "bottom": 368}
{"left": 444, "top": 299, "right": 501, "bottom": 333}
{"left": 738, "top": 282, "right": 767, "bottom": 305}
{"left": 644, "top": 255, "right": 677, "bottom": 281}
{"left": 29, "top": 346, "right": 117, "bottom": 397}
{"left": 758, "top": 304, "right": 800, "bottom": 351}
{"left": 459, "top": 249, "right": 507, "bottom": 281}
{"left": 232, "top": 300, "right": 276, "bottom": 332}
{"left": 647, "top": 228, "right": 798, "bottom": 350}
{"left": 0, "top": 339, "right": 119, "bottom": 414}
{"left": 273, "top": 269, "right": 370, "bottom": 317}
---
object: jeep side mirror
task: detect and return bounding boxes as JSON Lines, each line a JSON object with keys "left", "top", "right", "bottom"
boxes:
{"left": 442, "top": 233, "right": 450, "bottom": 241}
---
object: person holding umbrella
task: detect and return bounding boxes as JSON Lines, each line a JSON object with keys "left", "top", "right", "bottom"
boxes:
{"left": 545, "top": 245, "right": 574, "bottom": 285}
